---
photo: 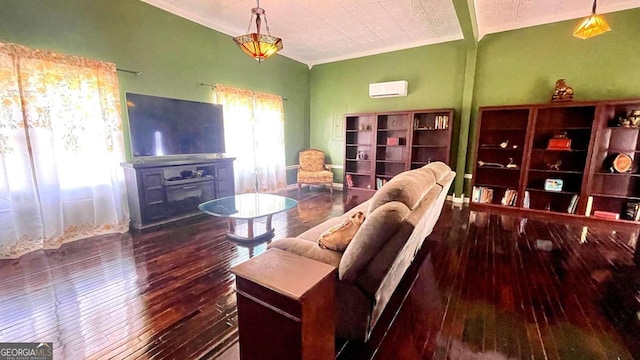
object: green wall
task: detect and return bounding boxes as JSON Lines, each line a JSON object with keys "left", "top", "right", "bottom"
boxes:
{"left": 474, "top": 8, "right": 640, "bottom": 107}
{"left": 2, "top": 0, "right": 640, "bottom": 196}
{"left": 0, "top": 0, "right": 310, "bottom": 165}
{"left": 309, "top": 41, "right": 469, "bottom": 182}
{"left": 309, "top": 7, "right": 640, "bottom": 195}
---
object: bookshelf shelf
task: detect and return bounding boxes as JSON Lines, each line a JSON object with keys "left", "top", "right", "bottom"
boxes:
{"left": 529, "top": 169, "right": 583, "bottom": 174}
{"left": 526, "top": 188, "right": 578, "bottom": 195}
{"left": 531, "top": 148, "right": 589, "bottom": 152}
{"left": 591, "top": 193, "right": 640, "bottom": 201}
{"left": 476, "top": 167, "right": 521, "bottom": 171}
{"left": 606, "top": 148, "right": 640, "bottom": 153}
{"left": 594, "top": 172, "right": 640, "bottom": 177}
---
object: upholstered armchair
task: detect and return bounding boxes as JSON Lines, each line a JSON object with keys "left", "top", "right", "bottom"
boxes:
{"left": 297, "top": 149, "right": 333, "bottom": 195}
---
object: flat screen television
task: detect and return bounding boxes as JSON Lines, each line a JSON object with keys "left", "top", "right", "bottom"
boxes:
{"left": 126, "top": 93, "right": 225, "bottom": 158}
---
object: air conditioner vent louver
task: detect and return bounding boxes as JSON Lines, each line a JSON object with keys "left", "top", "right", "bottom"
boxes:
{"left": 369, "top": 80, "right": 408, "bottom": 98}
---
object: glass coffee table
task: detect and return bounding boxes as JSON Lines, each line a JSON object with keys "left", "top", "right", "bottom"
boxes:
{"left": 199, "top": 193, "right": 298, "bottom": 242}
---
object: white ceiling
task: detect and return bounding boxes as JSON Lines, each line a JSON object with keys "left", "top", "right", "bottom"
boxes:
{"left": 142, "top": 0, "right": 640, "bottom": 67}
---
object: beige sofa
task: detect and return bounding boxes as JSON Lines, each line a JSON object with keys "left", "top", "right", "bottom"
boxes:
{"left": 269, "top": 162, "right": 455, "bottom": 341}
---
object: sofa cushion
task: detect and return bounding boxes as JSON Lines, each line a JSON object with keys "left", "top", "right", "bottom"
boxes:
{"left": 356, "top": 220, "right": 414, "bottom": 297}
{"left": 298, "top": 169, "right": 333, "bottom": 183}
{"left": 296, "top": 216, "right": 345, "bottom": 242}
{"left": 318, "top": 211, "right": 365, "bottom": 252}
{"left": 268, "top": 238, "right": 342, "bottom": 268}
{"left": 339, "top": 202, "right": 410, "bottom": 282}
{"left": 366, "top": 170, "right": 436, "bottom": 214}
{"left": 419, "top": 161, "right": 453, "bottom": 184}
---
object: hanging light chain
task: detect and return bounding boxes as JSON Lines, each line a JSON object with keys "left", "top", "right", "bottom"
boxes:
{"left": 245, "top": 12, "right": 255, "bottom": 33}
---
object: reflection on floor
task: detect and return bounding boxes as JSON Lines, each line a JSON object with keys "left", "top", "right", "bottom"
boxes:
{"left": 338, "top": 203, "right": 640, "bottom": 360}
{"left": 0, "top": 189, "right": 638, "bottom": 359}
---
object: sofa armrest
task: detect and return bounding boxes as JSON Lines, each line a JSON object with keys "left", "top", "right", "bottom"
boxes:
{"left": 268, "top": 238, "right": 342, "bottom": 269}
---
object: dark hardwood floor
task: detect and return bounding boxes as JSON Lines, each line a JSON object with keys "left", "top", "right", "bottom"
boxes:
{"left": 1, "top": 189, "right": 639, "bottom": 359}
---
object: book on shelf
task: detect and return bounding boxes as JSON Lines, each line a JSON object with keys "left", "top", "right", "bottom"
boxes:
{"left": 500, "top": 189, "right": 518, "bottom": 206}
{"left": 593, "top": 210, "right": 620, "bottom": 220}
{"left": 584, "top": 196, "right": 593, "bottom": 217}
{"left": 376, "top": 177, "right": 388, "bottom": 190}
{"left": 567, "top": 195, "right": 579, "bottom": 214}
{"left": 472, "top": 186, "right": 494, "bottom": 204}
{"left": 415, "top": 115, "right": 450, "bottom": 130}
{"left": 434, "top": 115, "right": 449, "bottom": 130}
{"left": 523, "top": 191, "right": 530, "bottom": 209}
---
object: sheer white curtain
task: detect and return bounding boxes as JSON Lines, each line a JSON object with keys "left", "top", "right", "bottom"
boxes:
{"left": 0, "top": 42, "right": 129, "bottom": 259}
{"left": 215, "top": 85, "right": 286, "bottom": 193}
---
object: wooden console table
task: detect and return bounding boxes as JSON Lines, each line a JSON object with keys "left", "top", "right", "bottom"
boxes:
{"left": 231, "top": 248, "right": 336, "bottom": 360}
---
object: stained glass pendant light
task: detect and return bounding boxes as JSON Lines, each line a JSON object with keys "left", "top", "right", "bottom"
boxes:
{"left": 573, "top": 0, "right": 611, "bottom": 39}
{"left": 233, "top": 0, "right": 283, "bottom": 62}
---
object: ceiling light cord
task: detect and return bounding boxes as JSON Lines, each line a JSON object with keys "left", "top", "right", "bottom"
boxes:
{"left": 592, "top": 0, "right": 597, "bottom": 15}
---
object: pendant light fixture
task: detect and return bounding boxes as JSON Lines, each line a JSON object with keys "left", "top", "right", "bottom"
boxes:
{"left": 233, "top": 0, "right": 283, "bottom": 62}
{"left": 573, "top": 0, "right": 611, "bottom": 39}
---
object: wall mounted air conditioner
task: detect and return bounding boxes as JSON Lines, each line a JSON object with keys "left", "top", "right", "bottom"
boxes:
{"left": 369, "top": 80, "right": 408, "bottom": 98}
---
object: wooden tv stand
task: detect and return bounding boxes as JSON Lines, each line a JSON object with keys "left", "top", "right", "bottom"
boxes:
{"left": 121, "top": 157, "right": 235, "bottom": 229}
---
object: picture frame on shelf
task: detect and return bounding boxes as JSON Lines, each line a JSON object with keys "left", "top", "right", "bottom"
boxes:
{"left": 623, "top": 202, "right": 640, "bottom": 221}
{"left": 544, "top": 178, "right": 564, "bottom": 192}
{"left": 345, "top": 174, "right": 354, "bottom": 187}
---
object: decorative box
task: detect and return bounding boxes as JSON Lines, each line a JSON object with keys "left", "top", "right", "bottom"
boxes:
{"left": 386, "top": 137, "right": 404, "bottom": 146}
{"left": 544, "top": 178, "right": 563, "bottom": 192}
{"left": 547, "top": 137, "right": 572, "bottom": 150}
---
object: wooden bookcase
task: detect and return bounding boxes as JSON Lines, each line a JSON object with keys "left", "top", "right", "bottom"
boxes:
{"left": 525, "top": 104, "right": 596, "bottom": 213}
{"left": 587, "top": 99, "right": 640, "bottom": 220}
{"left": 410, "top": 110, "right": 454, "bottom": 169}
{"left": 472, "top": 107, "right": 531, "bottom": 207}
{"left": 344, "top": 109, "right": 454, "bottom": 192}
{"left": 345, "top": 114, "right": 375, "bottom": 190}
{"left": 471, "top": 98, "right": 640, "bottom": 224}
{"left": 375, "top": 112, "right": 411, "bottom": 188}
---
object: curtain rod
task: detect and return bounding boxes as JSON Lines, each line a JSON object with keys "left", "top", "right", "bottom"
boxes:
{"left": 197, "top": 82, "right": 290, "bottom": 101}
{"left": 117, "top": 68, "right": 142, "bottom": 75}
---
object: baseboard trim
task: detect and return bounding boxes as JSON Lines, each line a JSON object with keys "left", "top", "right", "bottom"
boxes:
{"left": 286, "top": 183, "right": 343, "bottom": 191}
{"left": 449, "top": 194, "right": 470, "bottom": 204}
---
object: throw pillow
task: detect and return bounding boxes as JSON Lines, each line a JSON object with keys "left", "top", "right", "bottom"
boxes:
{"left": 318, "top": 211, "right": 365, "bottom": 252}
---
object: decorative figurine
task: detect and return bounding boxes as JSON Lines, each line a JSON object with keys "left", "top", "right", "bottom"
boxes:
{"left": 499, "top": 140, "right": 509, "bottom": 149}
{"left": 505, "top": 157, "right": 519, "bottom": 169}
{"left": 478, "top": 160, "right": 505, "bottom": 168}
{"left": 551, "top": 79, "right": 574, "bottom": 102}
{"left": 618, "top": 116, "right": 632, "bottom": 127}
{"left": 548, "top": 160, "right": 562, "bottom": 171}
{"left": 628, "top": 109, "right": 640, "bottom": 127}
